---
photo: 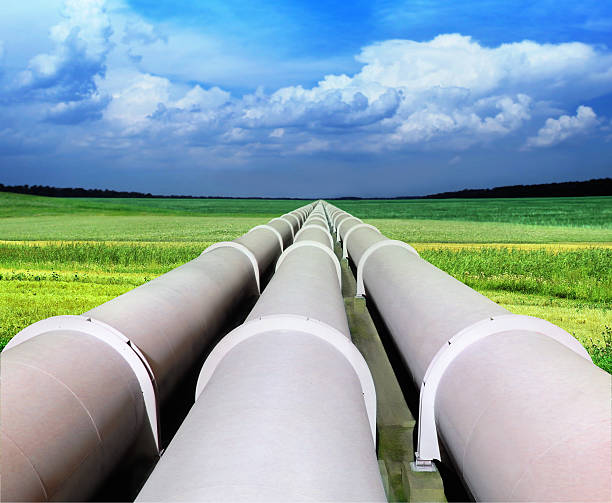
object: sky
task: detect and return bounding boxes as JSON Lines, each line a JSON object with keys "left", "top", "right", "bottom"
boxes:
{"left": 0, "top": 0, "right": 611, "bottom": 197}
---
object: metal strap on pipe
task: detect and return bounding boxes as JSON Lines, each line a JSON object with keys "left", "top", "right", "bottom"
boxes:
{"left": 202, "top": 242, "right": 260, "bottom": 293}
{"left": 355, "top": 240, "right": 419, "bottom": 297}
{"left": 269, "top": 217, "right": 295, "bottom": 239}
{"left": 336, "top": 217, "right": 361, "bottom": 242}
{"left": 294, "top": 225, "right": 334, "bottom": 249}
{"left": 414, "top": 314, "right": 593, "bottom": 469}
{"left": 342, "top": 224, "right": 380, "bottom": 259}
{"left": 248, "top": 225, "right": 284, "bottom": 252}
{"left": 6, "top": 315, "right": 160, "bottom": 454}
{"left": 333, "top": 212, "right": 350, "bottom": 233}
{"left": 282, "top": 213, "right": 300, "bottom": 230}
{"left": 195, "top": 314, "right": 377, "bottom": 441}
{"left": 275, "top": 240, "right": 341, "bottom": 288}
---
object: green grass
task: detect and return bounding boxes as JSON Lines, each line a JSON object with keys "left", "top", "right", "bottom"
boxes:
{"left": 334, "top": 196, "right": 612, "bottom": 227}
{"left": 0, "top": 192, "right": 610, "bottom": 372}
{"left": 0, "top": 191, "right": 310, "bottom": 218}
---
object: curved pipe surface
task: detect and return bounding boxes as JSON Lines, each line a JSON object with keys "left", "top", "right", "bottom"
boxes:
{"left": 1, "top": 203, "right": 314, "bottom": 502}
{"left": 324, "top": 202, "right": 611, "bottom": 502}
{"left": 136, "top": 204, "right": 384, "bottom": 502}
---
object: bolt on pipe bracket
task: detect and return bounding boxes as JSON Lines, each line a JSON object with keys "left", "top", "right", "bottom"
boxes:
{"left": 413, "top": 314, "right": 593, "bottom": 470}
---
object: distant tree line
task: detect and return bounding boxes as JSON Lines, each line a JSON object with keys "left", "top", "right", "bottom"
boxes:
{"left": 1, "top": 177, "right": 610, "bottom": 199}
{"left": 423, "top": 177, "right": 611, "bottom": 199}
{"left": 0, "top": 184, "right": 306, "bottom": 200}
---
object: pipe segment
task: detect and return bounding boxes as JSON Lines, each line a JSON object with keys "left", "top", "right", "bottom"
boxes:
{"left": 0, "top": 203, "right": 314, "bottom": 502}
{"left": 324, "top": 202, "right": 612, "bottom": 502}
{"left": 136, "top": 203, "right": 385, "bottom": 502}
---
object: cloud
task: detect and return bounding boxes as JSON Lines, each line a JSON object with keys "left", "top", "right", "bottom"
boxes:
{"left": 16, "top": 0, "right": 112, "bottom": 102}
{"left": 121, "top": 19, "right": 166, "bottom": 46}
{"left": 526, "top": 106, "right": 600, "bottom": 148}
{"left": 45, "top": 92, "right": 111, "bottom": 124}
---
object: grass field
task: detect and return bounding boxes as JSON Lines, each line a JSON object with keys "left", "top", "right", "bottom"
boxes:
{"left": 1, "top": 192, "right": 610, "bottom": 372}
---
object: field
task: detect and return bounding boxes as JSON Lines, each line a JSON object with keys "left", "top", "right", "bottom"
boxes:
{"left": 1, "top": 192, "right": 611, "bottom": 372}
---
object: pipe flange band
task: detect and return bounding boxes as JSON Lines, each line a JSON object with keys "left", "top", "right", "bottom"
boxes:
{"left": 248, "top": 225, "right": 284, "bottom": 252}
{"left": 355, "top": 240, "right": 419, "bottom": 297}
{"left": 282, "top": 213, "right": 300, "bottom": 232}
{"left": 195, "top": 314, "right": 377, "bottom": 441}
{"left": 342, "top": 224, "right": 381, "bottom": 259}
{"left": 202, "top": 242, "right": 260, "bottom": 293}
{"left": 333, "top": 213, "right": 351, "bottom": 234}
{"left": 336, "top": 216, "right": 362, "bottom": 242}
{"left": 5, "top": 315, "right": 160, "bottom": 454}
{"left": 269, "top": 217, "right": 295, "bottom": 239}
{"left": 294, "top": 225, "right": 334, "bottom": 249}
{"left": 415, "top": 314, "right": 593, "bottom": 464}
{"left": 275, "top": 240, "right": 342, "bottom": 288}
{"left": 305, "top": 216, "right": 328, "bottom": 227}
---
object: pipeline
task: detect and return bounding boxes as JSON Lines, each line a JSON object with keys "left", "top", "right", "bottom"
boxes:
{"left": 0, "top": 204, "right": 314, "bottom": 502}
{"left": 324, "top": 201, "right": 612, "bottom": 502}
{"left": 135, "top": 202, "right": 386, "bottom": 502}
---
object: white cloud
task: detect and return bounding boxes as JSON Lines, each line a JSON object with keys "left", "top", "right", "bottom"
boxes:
{"left": 17, "top": 0, "right": 112, "bottom": 102}
{"left": 526, "top": 106, "right": 600, "bottom": 148}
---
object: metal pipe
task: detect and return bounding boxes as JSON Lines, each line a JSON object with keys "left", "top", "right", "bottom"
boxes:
{"left": 0, "top": 203, "right": 314, "bottom": 502}
{"left": 324, "top": 202, "right": 612, "bottom": 502}
{"left": 136, "top": 203, "right": 385, "bottom": 502}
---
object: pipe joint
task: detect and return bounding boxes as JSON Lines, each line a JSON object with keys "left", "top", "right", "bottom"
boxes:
{"left": 248, "top": 225, "right": 284, "bottom": 252}
{"left": 415, "top": 314, "right": 593, "bottom": 466}
{"left": 195, "top": 314, "right": 377, "bottom": 441}
{"left": 275, "top": 240, "right": 341, "bottom": 288}
{"left": 201, "top": 242, "right": 260, "bottom": 293}
{"left": 355, "top": 240, "right": 419, "bottom": 297}
{"left": 342, "top": 224, "right": 381, "bottom": 259}
{"left": 6, "top": 315, "right": 160, "bottom": 456}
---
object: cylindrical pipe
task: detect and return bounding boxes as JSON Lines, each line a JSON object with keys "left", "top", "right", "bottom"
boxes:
{"left": 136, "top": 203, "right": 385, "bottom": 502}
{"left": 325, "top": 202, "right": 612, "bottom": 502}
{"left": 0, "top": 331, "right": 147, "bottom": 502}
{"left": 1, "top": 203, "right": 314, "bottom": 502}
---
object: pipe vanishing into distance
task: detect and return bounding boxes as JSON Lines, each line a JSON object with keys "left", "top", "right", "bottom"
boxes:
{"left": 136, "top": 202, "right": 386, "bottom": 502}
{"left": 325, "top": 201, "right": 612, "bottom": 502}
{"left": 0, "top": 204, "right": 314, "bottom": 502}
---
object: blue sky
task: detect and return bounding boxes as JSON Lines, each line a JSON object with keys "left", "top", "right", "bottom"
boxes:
{"left": 0, "top": 0, "right": 611, "bottom": 197}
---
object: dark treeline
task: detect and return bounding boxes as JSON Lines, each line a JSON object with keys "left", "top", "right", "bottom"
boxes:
{"left": 0, "top": 184, "right": 307, "bottom": 200}
{"left": 1, "top": 177, "right": 610, "bottom": 200}
{"left": 423, "top": 178, "right": 611, "bottom": 199}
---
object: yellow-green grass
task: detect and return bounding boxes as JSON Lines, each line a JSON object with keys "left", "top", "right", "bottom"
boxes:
{"left": 369, "top": 218, "right": 612, "bottom": 243}
{"left": 1, "top": 240, "right": 610, "bottom": 370}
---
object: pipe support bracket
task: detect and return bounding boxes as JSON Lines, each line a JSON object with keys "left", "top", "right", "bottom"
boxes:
{"left": 195, "top": 314, "right": 377, "bottom": 441}
{"left": 248, "top": 225, "right": 284, "bottom": 252}
{"left": 414, "top": 314, "right": 593, "bottom": 469}
{"left": 275, "top": 240, "right": 342, "bottom": 288}
{"left": 342, "top": 224, "right": 381, "bottom": 259}
{"left": 355, "top": 240, "right": 419, "bottom": 297}
{"left": 5, "top": 315, "right": 160, "bottom": 455}
{"left": 294, "top": 224, "right": 334, "bottom": 249}
{"left": 202, "top": 242, "right": 260, "bottom": 293}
